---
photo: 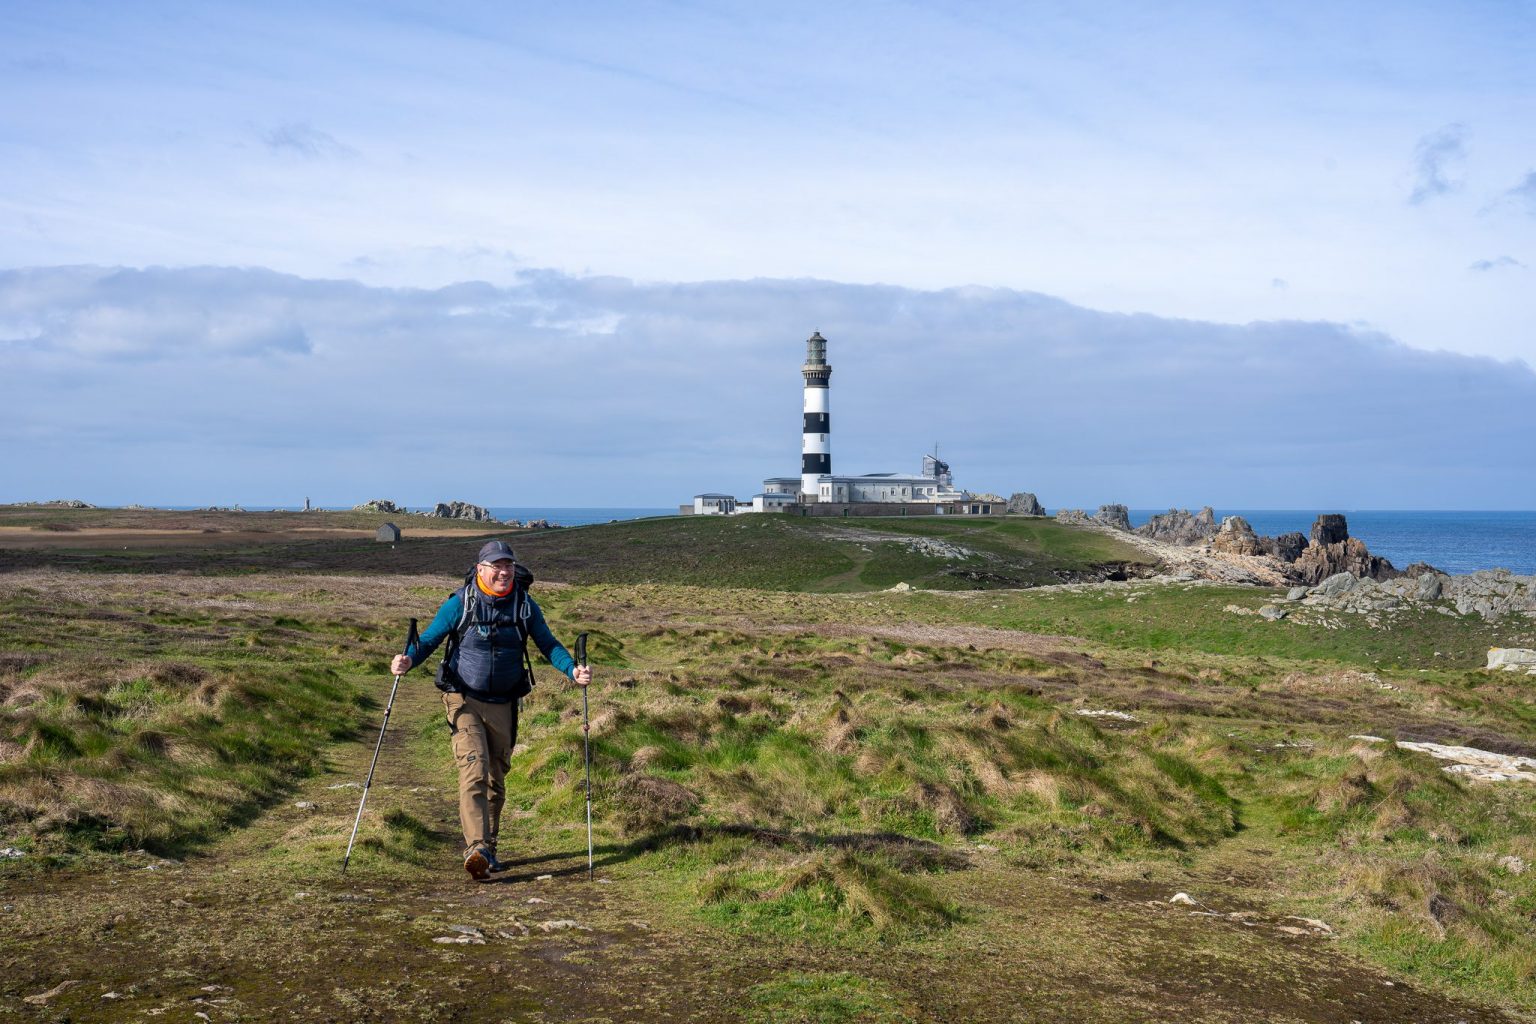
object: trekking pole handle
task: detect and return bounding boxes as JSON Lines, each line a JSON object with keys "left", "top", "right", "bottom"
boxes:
{"left": 575, "top": 631, "right": 588, "bottom": 667}
{"left": 406, "top": 617, "right": 419, "bottom": 653}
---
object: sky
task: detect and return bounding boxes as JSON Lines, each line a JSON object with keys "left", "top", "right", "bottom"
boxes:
{"left": 2, "top": 1, "right": 1534, "bottom": 508}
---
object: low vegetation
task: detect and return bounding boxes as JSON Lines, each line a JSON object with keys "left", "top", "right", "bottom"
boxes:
{"left": 3, "top": 511, "right": 1536, "bottom": 1020}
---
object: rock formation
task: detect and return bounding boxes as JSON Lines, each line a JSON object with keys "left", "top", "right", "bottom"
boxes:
{"left": 1053, "top": 509, "right": 1091, "bottom": 526}
{"left": 1093, "top": 504, "right": 1131, "bottom": 531}
{"left": 424, "top": 501, "right": 495, "bottom": 522}
{"left": 1006, "top": 492, "right": 1045, "bottom": 516}
{"left": 354, "top": 499, "right": 404, "bottom": 514}
{"left": 1261, "top": 532, "right": 1307, "bottom": 563}
{"left": 1291, "top": 514, "right": 1397, "bottom": 584}
{"left": 1135, "top": 507, "right": 1216, "bottom": 545}
{"left": 1209, "top": 516, "right": 1264, "bottom": 556}
{"left": 1287, "top": 568, "right": 1536, "bottom": 623}
{"left": 1310, "top": 514, "right": 1349, "bottom": 547}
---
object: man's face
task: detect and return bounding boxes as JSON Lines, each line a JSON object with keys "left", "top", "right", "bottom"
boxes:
{"left": 477, "top": 559, "right": 516, "bottom": 593}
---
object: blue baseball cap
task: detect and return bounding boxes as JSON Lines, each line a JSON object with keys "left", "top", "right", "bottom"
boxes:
{"left": 476, "top": 540, "right": 516, "bottom": 564}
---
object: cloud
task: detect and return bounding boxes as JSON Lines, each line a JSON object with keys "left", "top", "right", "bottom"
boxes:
{"left": 1270, "top": 278, "right": 1287, "bottom": 289}
{"left": 261, "top": 123, "right": 357, "bottom": 159}
{"left": 1502, "top": 171, "right": 1536, "bottom": 215}
{"left": 1469, "top": 256, "right": 1526, "bottom": 272}
{"left": 1408, "top": 123, "right": 1468, "bottom": 205}
{"left": 1, "top": 265, "right": 1533, "bottom": 508}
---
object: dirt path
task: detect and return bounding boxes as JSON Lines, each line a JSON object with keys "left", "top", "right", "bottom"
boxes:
{"left": 3, "top": 680, "right": 1527, "bottom": 1023}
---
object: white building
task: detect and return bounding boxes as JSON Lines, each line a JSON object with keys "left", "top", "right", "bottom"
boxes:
{"left": 691, "top": 494, "right": 738, "bottom": 515}
{"left": 749, "top": 492, "right": 799, "bottom": 512}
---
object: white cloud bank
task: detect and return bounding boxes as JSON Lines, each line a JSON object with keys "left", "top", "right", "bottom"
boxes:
{"left": 2, "top": 265, "right": 1533, "bottom": 509}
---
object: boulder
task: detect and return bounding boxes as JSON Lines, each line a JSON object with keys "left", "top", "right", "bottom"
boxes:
{"left": 1135, "top": 507, "right": 1217, "bottom": 546}
{"left": 1209, "top": 516, "right": 1263, "bottom": 556}
{"left": 1006, "top": 492, "right": 1045, "bottom": 516}
{"left": 1485, "top": 648, "right": 1536, "bottom": 673}
{"left": 1093, "top": 504, "right": 1132, "bottom": 531}
{"left": 354, "top": 499, "right": 404, "bottom": 514}
{"left": 1314, "top": 572, "right": 1360, "bottom": 598}
{"left": 1415, "top": 574, "right": 1446, "bottom": 601}
{"left": 1054, "top": 509, "right": 1091, "bottom": 526}
{"left": 424, "top": 501, "right": 495, "bottom": 522}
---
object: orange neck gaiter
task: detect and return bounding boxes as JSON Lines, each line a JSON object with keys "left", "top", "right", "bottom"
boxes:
{"left": 476, "top": 573, "right": 514, "bottom": 598}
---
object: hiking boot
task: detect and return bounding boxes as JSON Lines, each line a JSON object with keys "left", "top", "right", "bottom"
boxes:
{"left": 486, "top": 852, "right": 507, "bottom": 874}
{"left": 464, "top": 846, "right": 491, "bottom": 881}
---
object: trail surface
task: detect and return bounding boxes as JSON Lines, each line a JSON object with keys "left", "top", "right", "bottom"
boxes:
{"left": 3, "top": 679, "right": 1523, "bottom": 1023}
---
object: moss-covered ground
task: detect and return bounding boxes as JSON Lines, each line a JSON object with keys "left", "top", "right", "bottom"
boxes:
{"left": 2, "top": 512, "right": 1535, "bottom": 1022}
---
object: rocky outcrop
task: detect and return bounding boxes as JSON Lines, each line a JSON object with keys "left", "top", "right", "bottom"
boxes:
{"left": 1293, "top": 534, "right": 1396, "bottom": 584}
{"left": 1209, "top": 516, "right": 1263, "bottom": 556}
{"left": 354, "top": 499, "right": 404, "bottom": 514}
{"left": 1310, "top": 514, "right": 1349, "bottom": 547}
{"left": 1053, "top": 509, "right": 1091, "bottom": 526}
{"left": 424, "top": 501, "right": 495, "bottom": 522}
{"left": 40, "top": 499, "right": 95, "bottom": 508}
{"left": 1093, "top": 504, "right": 1131, "bottom": 531}
{"left": 1135, "top": 507, "right": 1216, "bottom": 546}
{"left": 505, "top": 518, "right": 561, "bottom": 530}
{"left": 1286, "top": 568, "right": 1536, "bottom": 622}
{"left": 1231, "top": 514, "right": 1398, "bottom": 584}
{"left": 1447, "top": 569, "right": 1536, "bottom": 620}
{"left": 1261, "top": 531, "right": 1307, "bottom": 563}
{"left": 1006, "top": 492, "right": 1045, "bottom": 516}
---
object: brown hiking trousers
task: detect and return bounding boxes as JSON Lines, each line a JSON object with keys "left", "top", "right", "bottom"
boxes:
{"left": 442, "top": 691, "right": 519, "bottom": 855}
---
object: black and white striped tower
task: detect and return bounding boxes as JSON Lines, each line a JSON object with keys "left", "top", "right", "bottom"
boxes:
{"left": 800, "top": 331, "right": 832, "bottom": 496}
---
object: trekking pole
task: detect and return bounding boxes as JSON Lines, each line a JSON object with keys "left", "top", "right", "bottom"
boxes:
{"left": 576, "top": 632, "right": 593, "bottom": 881}
{"left": 342, "top": 618, "right": 418, "bottom": 874}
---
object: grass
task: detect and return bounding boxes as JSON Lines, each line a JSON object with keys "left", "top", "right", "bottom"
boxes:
{"left": 0, "top": 510, "right": 1153, "bottom": 588}
{"left": 508, "top": 514, "right": 1153, "bottom": 592}
{"left": 0, "top": 585, "right": 377, "bottom": 856}
{"left": 1240, "top": 737, "right": 1536, "bottom": 998}
{"left": 6, "top": 510, "right": 1536, "bottom": 1015}
{"left": 747, "top": 971, "right": 917, "bottom": 1024}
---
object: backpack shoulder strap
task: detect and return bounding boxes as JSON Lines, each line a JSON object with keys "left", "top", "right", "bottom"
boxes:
{"left": 443, "top": 582, "right": 476, "bottom": 653}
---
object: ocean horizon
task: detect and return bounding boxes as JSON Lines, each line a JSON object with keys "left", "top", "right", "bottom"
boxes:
{"left": 136, "top": 504, "right": 1536, "bottom": 576}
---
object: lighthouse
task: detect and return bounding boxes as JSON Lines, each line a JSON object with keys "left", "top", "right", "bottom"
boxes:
{"left": 800, "top": 331, "right": 832, "bottom": 497}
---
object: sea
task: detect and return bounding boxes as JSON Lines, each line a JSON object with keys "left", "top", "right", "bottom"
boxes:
{"left": 156, "top": 505, "right": 1534, "bottom": 576}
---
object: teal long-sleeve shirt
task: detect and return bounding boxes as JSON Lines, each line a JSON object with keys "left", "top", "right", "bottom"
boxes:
{"left": 404, "top": 588, "right": 576, "bottom": 680}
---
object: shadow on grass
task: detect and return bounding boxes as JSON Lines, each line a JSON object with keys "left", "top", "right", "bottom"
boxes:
{"left": 487, "top": 824, "right": 969, "bottom": 884}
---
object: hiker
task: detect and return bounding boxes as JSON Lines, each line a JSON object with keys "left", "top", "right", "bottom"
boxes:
{"left": 389, "top": 540, "right": 592, "bottom": 880}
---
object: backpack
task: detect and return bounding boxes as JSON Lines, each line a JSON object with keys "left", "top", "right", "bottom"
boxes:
{"left": 433, "top": 563, "right": 538, "bottom": 697}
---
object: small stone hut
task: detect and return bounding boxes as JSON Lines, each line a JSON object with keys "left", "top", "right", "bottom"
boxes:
{"left": 375, "top": 523, "right": 401, "bottom": 543}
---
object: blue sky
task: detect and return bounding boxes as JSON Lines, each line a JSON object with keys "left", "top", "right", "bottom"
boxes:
{"left": 2, "top": 2, "right": 1534, "bottom": 507}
